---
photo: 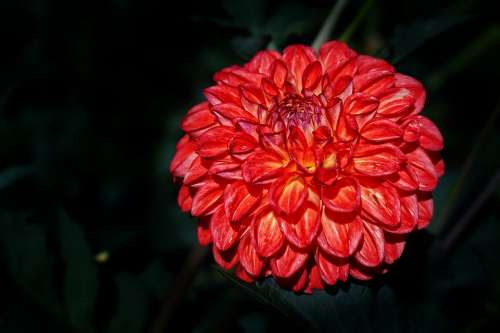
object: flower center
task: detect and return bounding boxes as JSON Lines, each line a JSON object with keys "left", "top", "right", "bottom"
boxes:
{"left": 278, "top": 95, "right": 322, "bottom": 129}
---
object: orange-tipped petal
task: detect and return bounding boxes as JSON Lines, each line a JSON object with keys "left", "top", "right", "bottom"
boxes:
{"left": 319, "top": 209, "right": 363, "bottom": 257}
{"left": 269, "top": 173, "right": 308, "bottom": 215}
{"left": 322, "top": 177, "right": 360, "bottom": 213}
{"left": 210, "top": 206, "right": 241, "bottom": 251}
{"left": 239, "top": 233, "right": 264, "bottom": 277}
{"left": 223, "top": 181, "right": 261, "bottom": 222}
{"left": 354, "top": 221, "right": 385, "bottom": 267}
{"left": 270, "top": 244, "right": 308, "bottom": 279}
{"left": 252, "top": 207, "right": 285, "bottom": 258}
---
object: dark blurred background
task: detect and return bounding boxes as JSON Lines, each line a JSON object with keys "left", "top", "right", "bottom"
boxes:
{"left": 0, "top": 0, "right": 499, "bottom": 332}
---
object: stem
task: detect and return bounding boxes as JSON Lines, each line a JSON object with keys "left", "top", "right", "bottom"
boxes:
{"left": 339, "top": 0, "right": 377, "bottom": 43}
{"left": 441, "top": 169, "right": 500, "bottom": 254}
{"left": 434, "top": 99, "right": 500, "bottom": 235}
{"left": 312, "top": 0, "right": 349, "bottom": 50}
{"left": 150, "top": 245, "right": 208, "bottom": 333}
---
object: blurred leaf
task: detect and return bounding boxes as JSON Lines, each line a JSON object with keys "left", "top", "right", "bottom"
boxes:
{"left": 107, "top": 273, "right": 149, "bottom": 333}
{"left": 138, "top": 259, "right": 173, "bottom": 301}
{"left": 58, "top": 211, "right": 98, "bottom": 333}
{"left": 0, "top": 165, "right": 34, "bottom": 190}
{"left": 390, "top": 14, "right": 469, "bottom": 63}
{"left": 216, "top": 266, "right": 404, "bottom": 332}
{"left": 0, "top": 213, "right": 60, "bottom": 315}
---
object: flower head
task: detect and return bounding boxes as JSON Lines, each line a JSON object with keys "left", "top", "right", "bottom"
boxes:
{"left": 170, "top": 41, "right": 444, "bottom": 293}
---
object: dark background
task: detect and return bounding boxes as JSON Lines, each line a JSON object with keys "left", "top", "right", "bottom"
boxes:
{"left": 1, "top": 0, "right": 499, "bottom": 332}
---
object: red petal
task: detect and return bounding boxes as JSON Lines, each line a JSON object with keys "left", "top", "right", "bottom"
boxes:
{"left": 170, "top": 140, "right": 197, "bottom": 177}
{"left": 353, "top": 144, "right": 406, "bottom": 176}
{"left": 181, "top": 102, "right": 216, "bottom": 133}
{"left": 211, "top": 103, "right": 258, "bottom": 124}
{"left": 319, "top": 209, "right": 363, "bottom": 257}
{"left": 384, "top": 232, "right": 406, "bottom": 264}
{"left": 322, "top": 177, "right": 360, "bottom": 213}
{"left": 210, "top": 206, "right": 240, "bottom": 251}
{"left": 204, "top": 84, "right": 241, "bottom": 106}
{"left": 302, "top": 61, "right": 323, "bottom": 91}
{"left": 261, "top": 78, "right": 279, "bottom": 96}
{"left": 356, "top": 55, "right": 394, "bottom": 73}
{"left": 353, "top": 70, "right": 394, "bottom": 96}
{"left": 177, "top": 185, "right": 193, "bottom": 212}
{"left": 223, "top": 181, "right": 261, "bottom": 222}
{"left": 272, "top": 60, "right": 288, "bottom": 88}
{"left": 305, "top": 265, "right": 324, "bottom": 293}
{"left": 195, "top": 126, "right": 235, "bottom": 158}
{"left": 235, "top": 264, "right": 255, "bottom": 283}
{"left": 197, "top": 216, "right": 212, "bottom": 246}
{"left": 245, "top": 50, "right": 280, "bottom": 74}
{"left": 242, "top": 151, "right": 285, "bottom": 184}
{"left": 279, "top": 198, "right": 320, "bottom": 249}
{"left": 377, "top": 87, "right": 415, "bottom": 117}
{"left": 191, "top": 180, "right": 223, "bottom": 216}
{"left": 394, "top": 73, "right": 426, "bottom": 115}
{"left": 361, "top": 119, "right": 403, "bottom": 142}
{"left": 270, "top": 244, "right": 308, "bottom": 278}
{"left": 276, "top": 266, "right": 308, "bottom": 293}
{"left": 183, "top": 156, "right": 208, "bottom": 185}
{"left": 228, "top": 131, "right": 258, "bottom": 155}
{"left": 282, "top": 45, "right": 316, "bottom": 91}
{"left": 388, "top": 167, "right": 419, "bottom": 192}
{"left": 350, "top": 264, "right": 377, "bottom": 281}
{"left": 417, "top": 192, "right": 433, "bottom": 229}
{"left": 316, "top": 249, "right": 349, "bottom": 286}
{"left": 319, "top": 41, "right": 357, "bottom": 72}
{"left": 354, "top": 221, "right": 385, "bottom": 267}
{"left": 239, "top": 232, "right": 264, "bottom": 277}
{"left": 360, "top": 181, "right": 401, "bottom": 228}
{"left": 418, "top": 116, "right": 444, "bottom": 151}
{"left": 252, "top": 207, "right": 284, "bottom": 258}
{"left": 394, "top": 194, "right": 418, "bottom": 234}
{"left": 406, "top": 147, "right": 438, "bottom": 191}
{"left": 345, "top": 93, "right": 379, "bottom": 115}
{"left": 213, "top": 244, "right": 239, "bottom": 270}
{"left": 269, "top": 173, "right": 308, "bottom": 215}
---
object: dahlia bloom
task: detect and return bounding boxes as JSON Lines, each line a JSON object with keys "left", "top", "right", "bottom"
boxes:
{"left": 170, "top": 41, "right": 444, "bottom": 293}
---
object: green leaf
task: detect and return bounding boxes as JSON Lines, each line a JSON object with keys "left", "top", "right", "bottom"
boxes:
{"left": 0, "top": 213, "right": 60, "bottom": 315}
{"left": 58, "top": 210, "right": 98, "bottom": 333}
{"left": 106, "top": 273, "right": 150, "bottom": 333}
{"left": 0, "top": 165, "right": 34, "bottom": 190}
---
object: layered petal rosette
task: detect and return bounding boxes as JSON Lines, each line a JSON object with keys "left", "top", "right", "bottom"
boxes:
{"left": 170, "top": 41, "right": 444, "bottom": 293}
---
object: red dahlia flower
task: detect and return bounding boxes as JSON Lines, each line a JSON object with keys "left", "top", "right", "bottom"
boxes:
{"left": 170, "top": 41, "right": 444, "bottom": 293}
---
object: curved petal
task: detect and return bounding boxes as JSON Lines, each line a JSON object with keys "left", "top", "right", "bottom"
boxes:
{"left": 354, "top": 221, "right": 385, "bottom": 267}
{"left": 319, "top": 209, "right": 363, "bottom": 257}
{"left": 245, "top": 50, "right": 280, "bottom": 74}
{"left": 181, "top": 102, "right": 216, "bottom": 133}
{"left": 406, "top": 147, "right": 438, "bottom": 191}
{"left": 270, "top": 244, "right": 309, "bottom": 279}
{"left": 302, "top": 61, "right": 323, "bottom": 91}
{"left": 393, "top": 194, "right": 418, "bottom": 234}
{"left": 195, "top": 126, "right": 235, "bottom": 158}
{"left": 242, "top": 151, "right": 285, "bottom": 184}
{"left": 319, "top": 41, "right": 357, "bottom": 73}
{"left": 316, "top": 249, "right": 349, "bottom": 286}
{"left": 224, "top": 181, "right": 261, "bottom": 222}
{"left": 279, "top": 199, "right": 320, "bottom": 249}
{"left": 269, "top": 173, "right": 308, "bottom": 215}
{"left": 353, "top": 144, "right": 406, "bottom": 176}
{"left": 384, "top": 232, "right": 406, "bottom": 264}
{"left": 282, "top": 45, "right": 316, "bottom": 91}
{"left": 321, "top": 177, "right": 360, "bottom": 213}
{"left": 191, "top": 180, "right": 224, "bottom": 216}
{"left": 417, "top": 192, "right": 433, "bottom": 229}
{"left": 394, "top": 73, "right": 426, "bottom": 115}
{"left": 361, "top": 118, "right": 403, "bottom": 142}
{"left": 252, "top": 207, "right": 285, "bottom": 258}
{"left": 210, "top": 206, "right": 240, "bottom": 251}
{"left": 360, "top": 180, "right": 401, "bottom": 228}
{"left": 213, "top": 244, "right": 239, "bottom": 270}
{"left": 197, "top": 216, "right": 212, "bottom": 246}
{"left": 177, "top": 185, "right": 193, "bottom": 212}
{"left": 169, "top": 140, "right": 197, "bottom": 177}
{"left": 239, "top": 232, "right": 264, "bottom": 277}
